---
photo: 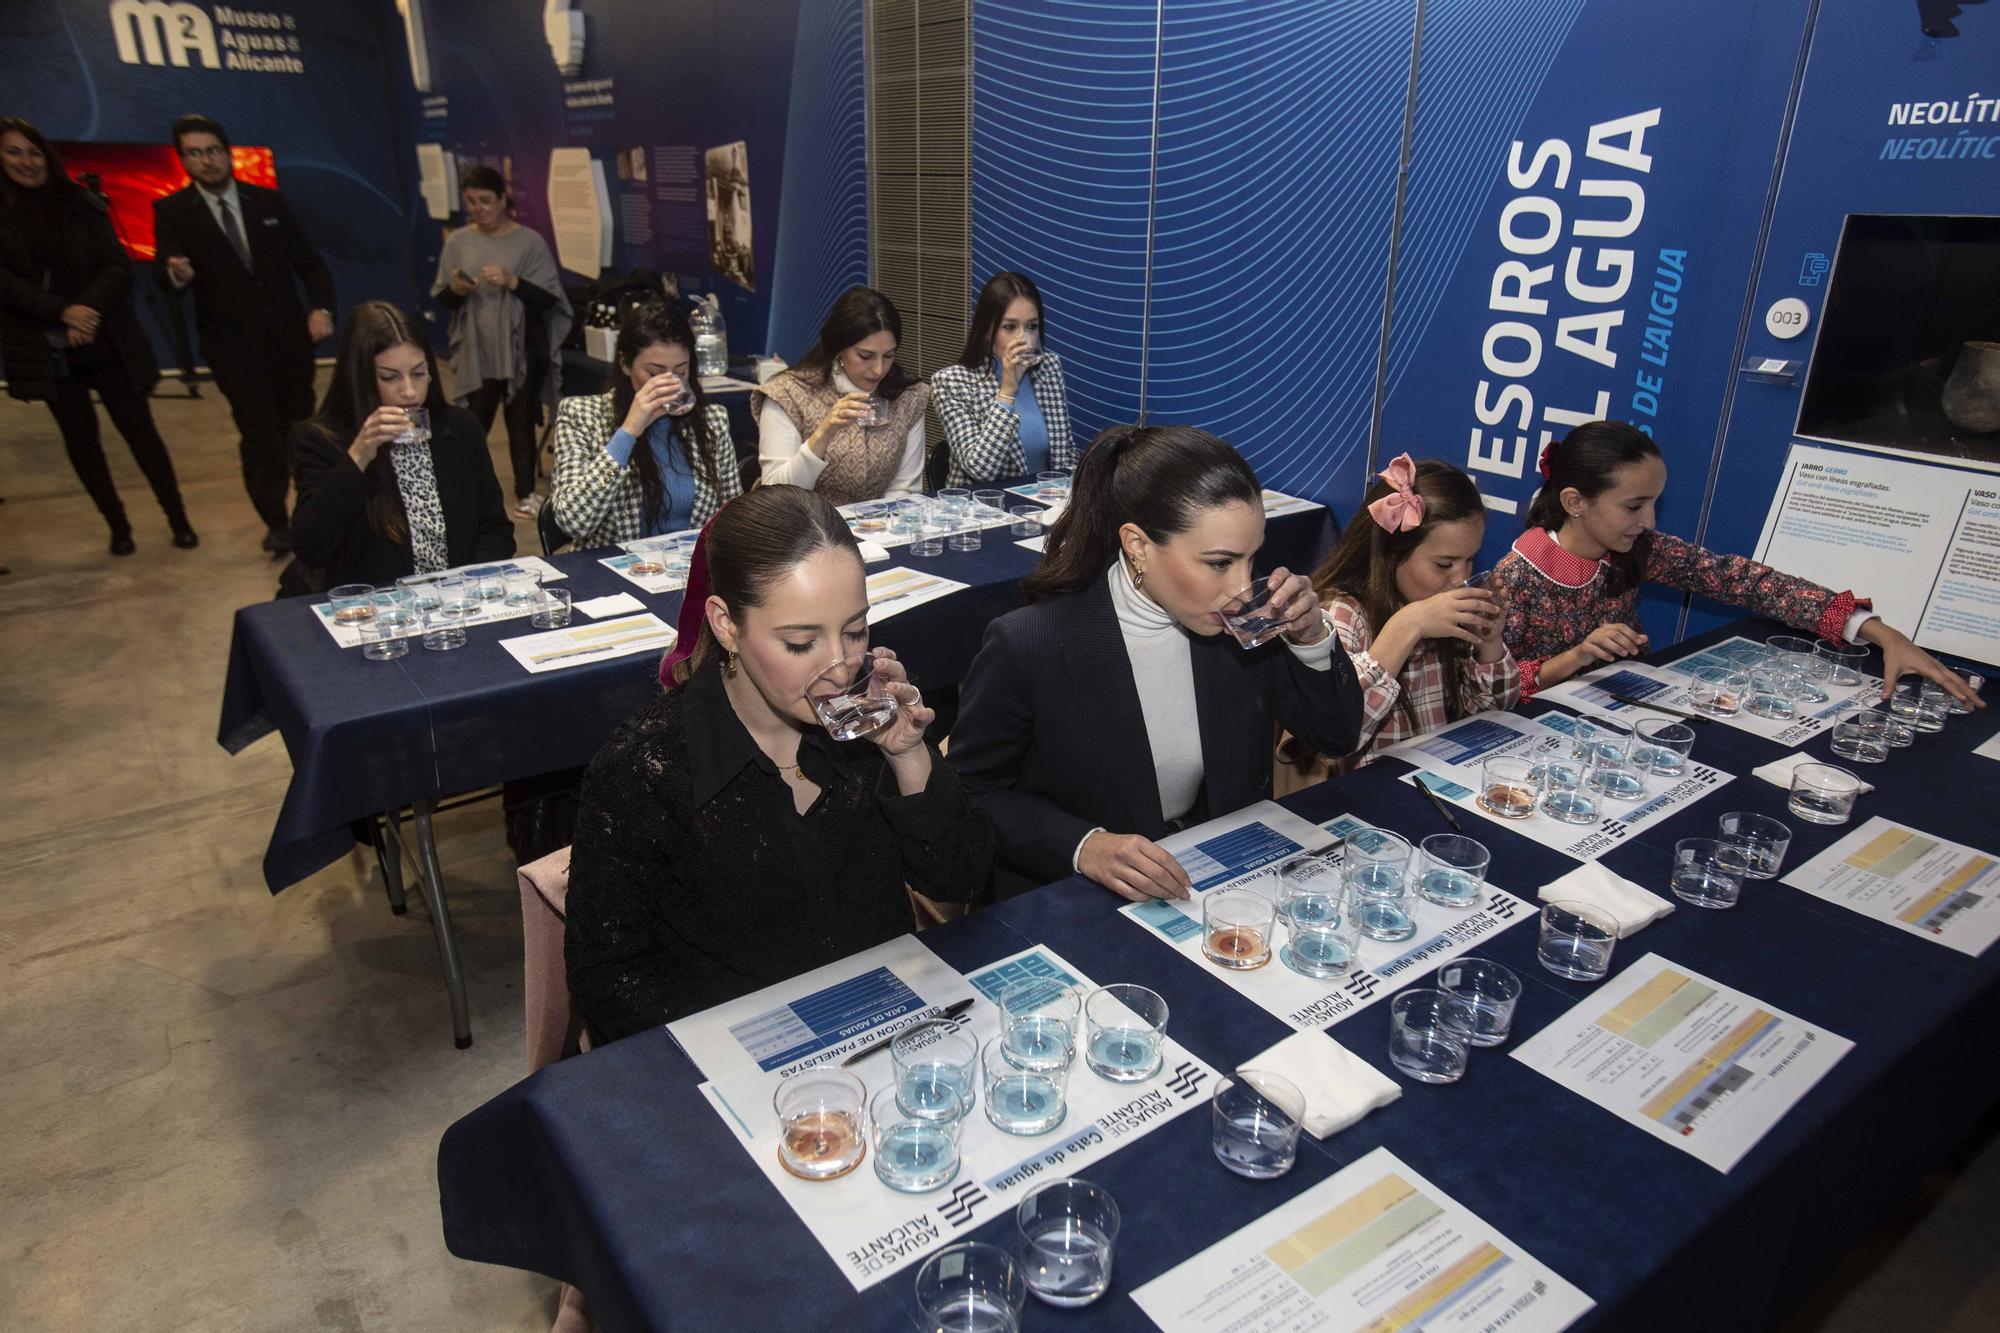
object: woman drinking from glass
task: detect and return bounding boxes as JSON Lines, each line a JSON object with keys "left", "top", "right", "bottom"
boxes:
{"left": 932, "top": 271, "right": 1077, "bottom": 487}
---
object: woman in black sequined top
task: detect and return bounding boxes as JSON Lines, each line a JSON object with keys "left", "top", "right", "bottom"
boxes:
{"left": 564, "top": 485, "right": 995, "bottom": 1043}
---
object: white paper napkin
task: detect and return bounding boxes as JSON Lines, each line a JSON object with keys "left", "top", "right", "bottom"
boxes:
{"left": 1240, "top": 1031, "right": 1401, "bottom": 1139}
{"left": 572, "top": 592, "right": 645, "bottom": 619}
{"left": 1753, "top": 752, "right": 1875, "bottom": 794}
{"left": 1538, "top": 862, "right": 1674, "bottom": 939}
{"left": 1035, "top": 499, "right": 1067, "bottom": 525}
{"left": 857, "top": 539, "right": 892, "bottom": 564}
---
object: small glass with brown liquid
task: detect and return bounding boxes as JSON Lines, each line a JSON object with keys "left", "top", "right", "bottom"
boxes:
{"left": 1477, "top": 755, "right": 1542, "bottom": 820}
{"left": 773, "top": 1067, "right": 867, "bottom": 1181}
{"left": 1202, "top": 888, "right": 1276, "bottom": 969}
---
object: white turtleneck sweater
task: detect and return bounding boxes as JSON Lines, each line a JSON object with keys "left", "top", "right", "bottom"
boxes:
{"left": 1077, "top": 560, "right": 1333, "bottom": 868}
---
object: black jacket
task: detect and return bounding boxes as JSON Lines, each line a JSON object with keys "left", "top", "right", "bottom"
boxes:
{"left": 0, "top": 183, "right": 158, "bottom": 402}
{"left": 949, "top": 573, "right": 1364, "bottom": 896}
{"left": 151, "top": 181, "right": 333, "bottom": 375}
{"left": 288, "top": 404, "right": 514, "bottom": 587}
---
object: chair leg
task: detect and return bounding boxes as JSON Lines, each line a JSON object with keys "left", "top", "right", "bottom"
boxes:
{"left": 411, "top": 797, "right": 474, "bottom": 1049}
{"left": 373, "top": 812, "right": 408, "bottom": 915}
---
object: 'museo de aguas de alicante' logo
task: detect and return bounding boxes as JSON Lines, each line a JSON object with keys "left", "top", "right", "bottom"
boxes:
{"left": 109, "top": 1, "right": 306, "bottom": 74}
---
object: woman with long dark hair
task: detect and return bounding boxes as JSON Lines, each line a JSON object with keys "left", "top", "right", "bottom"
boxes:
{"left": 0, "top": 117, "right": 195, "bottom": 555}
{"left": 288, "top": 301, "right": 513, "bottom": 588}
{"left": 1493, "top": 419, "right": 1977, "bottom": 705}
{"left": 1277, "top": 456, "right": 1517, "bottom": 792}
{"left": 432, "top": 165, "right": 571, "bottom": 519}
{"left": 950, "top": 424, "right": 1363, "bottom": 901}
{"left": 932, "top": 271, "right": 1077, "bottom": 487}
{"left": 754, "top": 285, "right": 930, "bottom": 505}
{"left": 565, "top": 485, "right": 993, "bottom": 1040}
{"left": 550, "top": 301, "right": 740, "bottom": 548}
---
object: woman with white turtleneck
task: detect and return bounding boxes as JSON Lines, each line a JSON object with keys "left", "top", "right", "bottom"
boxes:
{"left": 950, "top": 424, "right": 1364, "bottom": 902}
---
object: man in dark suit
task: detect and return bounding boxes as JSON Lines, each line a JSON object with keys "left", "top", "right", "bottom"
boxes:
{"left": 153, "top": 114, "right": 335, "bottom": 555}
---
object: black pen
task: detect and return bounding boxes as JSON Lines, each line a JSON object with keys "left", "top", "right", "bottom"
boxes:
{"left": 841, "top": 998, "right": 974, "bottom": 1066}
{"left": 1412, "top": 776, "right": 1463, "bottom": 832}
{"left": 1607, "top": 691, "right": 1709, "bottom": 724}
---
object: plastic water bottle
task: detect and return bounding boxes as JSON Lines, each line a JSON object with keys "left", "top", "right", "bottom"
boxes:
{"left": 691, "top": 296, "right": 727, "bottom": 377}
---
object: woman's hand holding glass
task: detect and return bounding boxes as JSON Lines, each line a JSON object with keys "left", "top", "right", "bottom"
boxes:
{"left": 348, "top": 406, "right": 413, "bottom": 470}
{"left": 1860, "top": 620, "right": 1983, "bottom": 709}
{"left": 1390, "top": 587, "right": 1496, "bottom": 648}
{"left": 1264, "top": 567, "right": 1329, "bottom": 646}
{"left": 999, "top": 333, "right": 1038, "bottom": 396}
{"left": 621, "top": 372, "right": 691, "bottom": 437}
{"left": 806, "top": 391, "right": 877, "bottom": 457}
{"left": 1077, "top": 832, "right": 1193, "bottom": 903}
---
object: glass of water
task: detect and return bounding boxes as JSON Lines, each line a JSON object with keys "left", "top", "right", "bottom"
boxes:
{"left": 1829, "top": 709, "right": 1890, "bottom": 763}
{"left": 972, "top": 488, "right": 1006, "bottom": 517}
{"left": 1538, "top": 899, "right": 1618, "bottom": 981}
{"left": 808, "top": 652, "right": 899, "bottom": 742}
{"left": 397, "top": 572, "right": 445, "bottom": 614}
{"left": 998, "top": 978, "right": 1080, "bottom": 1074}
{"left": 1815, "top": 638, "right": 1870, "bottom": 686}
{"left": 773, "top": 1066, "right": 867, "bottom": 1181}
{"left": 856, "top": 393, "right": 886, "bottom": 428}
{"left": 361, "top": 604, "right": 416, "bottom": 660}
{"left": 1035, "top": 469, "right": 1070, "bottom": 499}
{"left": 502, "top": 567, "right": 543, "bottom": 609}
{"left": 1478, "top": 755, "right": 1542, "bottom": 819}
{"left": 1717, "top": 811, "right": 1792, "bottom": 880}
{"left": 1633, "top": 716, "right": 1696, "bottom": 776}
{"left": 1539, "top": 758, "right": 1600, "bottom": 825}
{"left": 1211, "top": 1070, "right": 1306, "bottom": 1179}
{"left": 1745, "top": 666, "right": 1809, "bottom": 721}
{"left": 392, "top": 405, "right": 431, "bottom": 445}
{"left": 1789, "top": 762, "right": 1861, "bottom": 825}
{"left": 1008, "top": 505, "right": 1043, "bottom": 537}
{"left": 1016, "top": 1179, "right": 1119, "bottom": 1308}
{"left": 1387, "top": 989, "right": 1477, "bottom": 1084}
{"left": 1083, "top": 984, "right": 1167, "bottom": 1083}
{"left": 1436, "top": 957, "right": 1521, "bottom": 1048}
{"left": 893, "top": 1024, "right": 978, "bottom": 1121}
{"left": 421, "top": 603, "right": 468, "bottom": 652}
{"left": 1419, "top": 834, "right": 1489, "bottom": 909}
{"left": 1279, "top": 880, "right": 1360, "bottom": 979}
{"left": 915, "top": 1243, "right": 1027, "bottom": 1333}
{"left": 1892, "top": 680, "right": 1946, "bottom": 733}
{"left": 1946, "top": 672, "right": 1983, "bottom": 715}
{"left": 1344, "top": 829, "right": 1415, "bottom": 942}
{"left": 530, "top": 587, "right": 572, "bottom": 629}
{"left": 1768, "top": 634, "right": 1832, "bottom": 702}
{"left": 1216, "top": 577, "right": 1287, "bottom": 649}
{"left": 1688, "top": 666, "right": 1748, "bottom": 717}
{"left": 1875, "top": 703, "right": 1916, "bottom": 748}
{"left": 983, "top": 1035, "right": 1070, "bottom": 1136}
{"left": 1671, "top": 837, "right": 1753, "bottom": 909}
{"left": 1202, "top": 887, "right": 1276, "bottom": 969}
{"left": 1576, "top": 716, "right": 1644, "bottom": 800}
{"left": 870, "top": 1085, "right": 962, "bottom": 1193}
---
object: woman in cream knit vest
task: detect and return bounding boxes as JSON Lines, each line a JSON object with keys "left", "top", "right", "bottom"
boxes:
{"left": 753, "top": 286, "right": 930, "bottom": 507}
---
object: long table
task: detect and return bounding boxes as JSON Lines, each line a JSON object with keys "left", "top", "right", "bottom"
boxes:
{"left": 216, "top": 491, "right": 1334, "bottom": 1046}
{"left": 434, "top": 620, "right": 2000, "bottom": 1330}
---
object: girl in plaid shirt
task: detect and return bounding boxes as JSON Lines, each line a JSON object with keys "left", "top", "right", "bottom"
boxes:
{"left": 1277, "top": 456, "right": 1519, "bottom": 791}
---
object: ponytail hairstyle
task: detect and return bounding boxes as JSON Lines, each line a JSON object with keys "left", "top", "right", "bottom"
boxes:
{"left": 666, "top": 485, "right": 862, "bottom": 687}
{"left": 1313, "top": 457, "right": 1487, "bottom": 732}
{"left": 1023, "top": 423, "right": 1262, "bottom": 601}
{"left": 1526, "top": 420, "right": 1661, "bottom": 594}
{"left": 611, "top": 301, "right": 721, "bottom": 528}
{"left": 791, "top": 285, "right": 916, "bottom": 401}
{"left": 305, "top": 301, "right": 449, "bottom": 546}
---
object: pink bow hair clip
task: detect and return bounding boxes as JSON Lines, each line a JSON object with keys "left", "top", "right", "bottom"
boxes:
{"left": 1367, "top": 453, "right": 1426, "bottom": 533}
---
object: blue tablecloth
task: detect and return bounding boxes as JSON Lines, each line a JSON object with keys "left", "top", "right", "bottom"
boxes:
{"left": 434, "top": 620, "right": 2000, "bottom": 1331}
{"left": 217, "top": 495, "right": 1335, "bottom": 892}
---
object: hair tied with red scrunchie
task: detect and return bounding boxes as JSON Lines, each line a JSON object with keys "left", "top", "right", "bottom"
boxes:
{"left": 1366, "top": 453, "right": 1426, "bottom": 533}
{"left": 658, "top": 504, "right": 730, "bottom": 689}
{"left": 1537, "top": 439, "right": 1556, "bottom": 479}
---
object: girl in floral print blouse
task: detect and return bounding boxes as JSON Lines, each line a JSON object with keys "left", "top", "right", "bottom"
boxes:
{"left": 1492, "top": 420, "right": 1979, "bottom": 708}
{"left": 1278, "top": 456, "right": 1520, "bottom": 792}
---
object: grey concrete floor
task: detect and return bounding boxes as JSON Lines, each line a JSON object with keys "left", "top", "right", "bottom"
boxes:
{"left": 1, "top": 375, "right": 1996, "bottom": 1331}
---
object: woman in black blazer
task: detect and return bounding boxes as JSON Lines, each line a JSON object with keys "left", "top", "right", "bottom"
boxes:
{"left": 950, "top": 424, "right": 1363, "bottom": 901}
{"left": 289, "top": 301, "right": 514, "bottom": 589}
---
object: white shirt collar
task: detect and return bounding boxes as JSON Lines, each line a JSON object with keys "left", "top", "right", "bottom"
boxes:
{"left": 198, "top": 178, "right": 242, "bottom": 216}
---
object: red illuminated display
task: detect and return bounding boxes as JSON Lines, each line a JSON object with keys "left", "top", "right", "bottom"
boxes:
{"left": 51, "top": 143, "right": 279, "bottom": 263}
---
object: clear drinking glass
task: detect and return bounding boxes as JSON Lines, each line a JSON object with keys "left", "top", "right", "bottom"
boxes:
{"left": 1688, "top": 666, "right": 1748, "bottom": 717}
{"left": 622, "top": 537, "right": 669, "bottom": 576}
{"left": 392, "top": 405, "right": 431, "bottom": 445}
{"left": 857, "top": 393, "right": 886, "bottom": 428}
{"left": 1745, "top": 666, "right": 1809, "bottom": 721}
{"left": 1008, "top": 505, "right": 1043, "bottom": 537}
{"left": 1436, "top": 958, "right": 1521, "bottom": 1048}
{"left": 660, "top": 373, "right": 695, "bottom": 416}
{"left": 397, "top": 572, "right": 445, "bottom": 613}
{"left": 1418, "top": 833, "right": 1489, "bottom": 909}
{"left": 530, "top": 587, "right": 572, "bottom": 629}
{"left": 1830, "top": 709, "right": 1891, "bottom": 763}
{"left": 1876, "top": 703, "right": 1916, "bottom": 748}
{"left": 983, "top": 1036, "right": 1070, "bottom": 1136}
{"left": 1717, "top": 811, "right": 1792, "bottom": 880}
{"left": 1789, "top": 762, "right": 1862, "bottom": 825}
{"left": 1216, "top": 577, "right": 1286, "bottom": 649}
{"left": 1768, "top": 634, "right": 1831, "bottom": 703}
{"left": 1538, "top": 899, "right": 1618, "bottom": 981}
{"left": 1035, "top": 469, "right": 1069, "bottom": 499}
{"left": 1202, "top": 887, "right": 1276, "bottom": 969}
{"left": 1815, "top": 638, "right": 1870, "bottom": 686}
{"left": 1946, "top": 672, "right": 1983, "bottom": 715}
{"left": 1211, "top": 1070, "right": 1306, "bottom": 1179}
{"left": 361, "top": 605, "right": 415, "bottom": 660}
{"left": 474, "top": 568, "right": 508, "bottom": 602}
{"left": 1633, "top": 717, "right": 1696, "bottom": 776}
{"left": 808, "top": 652, "right": 898, "bottom": 742}
{"left": 893, "top": 1024, "right": 978, "bottom": 1121}
{"left": 972, "top": 488, "right": 1006, "bottom": 516}
{"left": 870, "top": 1085, "right": 963, "bottom": 1193}
{"left": 1575, "top": 715, "right": 1643, "bottom": 799}
{"left": 997, "top": 978, "right": 1080, "bottom": 1074}
{"left": 773, "top": 1067, "right": 867, "bottom": 1181}
{"left": 1016, "top": 1179, "right": 1119, "bottom": 1308}
{"left": 502, "top": 567, "right": 543, "bottom": 608}
{"left": 1387, "top": 989, "right": 1477, "bottom": 1084}
{"left": 1279, "top": 880, "right": 1360, "bottom": 979}
{"left": 1539, "top": 758, "right": 1600, "bottom": 825}
{"left": 1478, "top": 755, "right": 1542, "bottom": 819}
{"left": 421, "top": 603, "right": 467, "bottom": 651}
{"left": 1345, "top": 830, "right": 1415, "bottom": 942}
{"left": 1083, "top": 984, "right": 1167, "bottom": 1083}
{"left": 936, "top": 486, "right": 972, "bottom": 515}
{"left": 914, "top": 1243, "right": 1027, "bottom": 1333}
{"left": 1671, "top": 837, "right": 1752, "bottom": 909}
{"left": 329, "top": 583, "right": 376, "bottom": 625}
{"left": 1904, "top": 681, "right": 1948, "bottom": 733}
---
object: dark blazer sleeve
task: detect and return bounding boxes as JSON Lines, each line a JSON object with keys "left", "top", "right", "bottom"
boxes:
{"left": 275, "top": 191, "right": 335, "bottom": 314}
{"left": 0, "top": 236, "right": 66, "bottom": 323}
{"left": 149, "top": 196, "right": 186, "bottom": 295}
{"left": 1270, "top": 638, "right": 1365, "bottom": 760}
{"left": 289, "top": 425, "right": 374, "bottom": 568}
{"left": 949, "top": 618, "right": 1099, "bottom": 884}
{"left": 874, "top": 749, "right": 996, "bottom": 904}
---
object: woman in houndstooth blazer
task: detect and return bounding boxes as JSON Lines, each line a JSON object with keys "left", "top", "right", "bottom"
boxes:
{"left": 932, "top": 272, "right": 1078, "bottom": 489}
{"left": 550, "top": 302, "right": 740, "bottom": 550}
